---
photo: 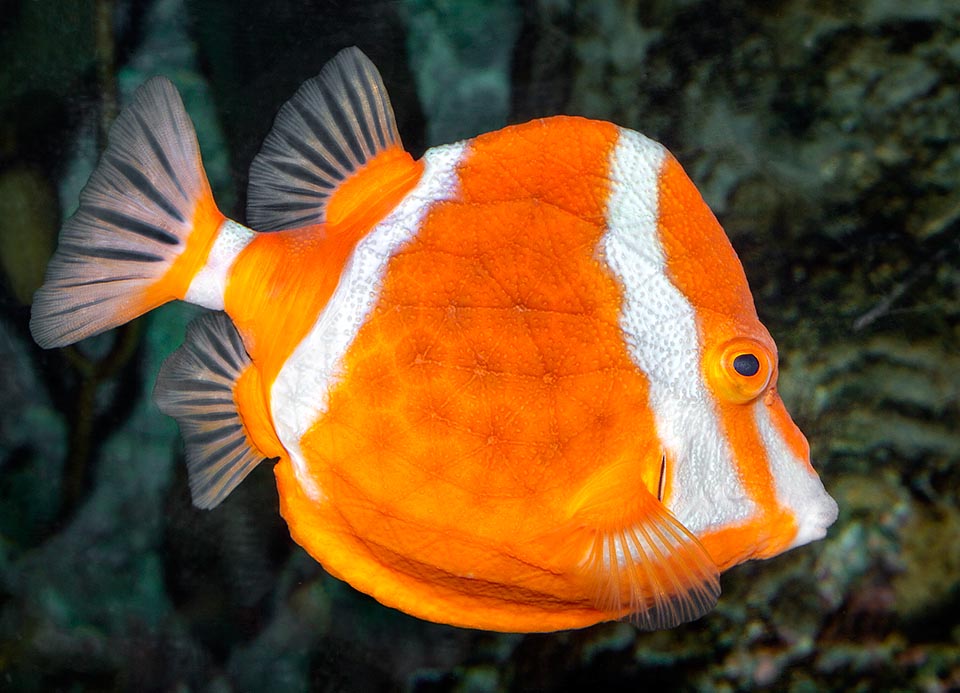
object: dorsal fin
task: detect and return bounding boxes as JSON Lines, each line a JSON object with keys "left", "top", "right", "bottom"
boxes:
{"left": 246, "top": 47, "right": 402, "bottom": 232}
{"left": 154, "top": 312, "right": 267, "bottom": 509}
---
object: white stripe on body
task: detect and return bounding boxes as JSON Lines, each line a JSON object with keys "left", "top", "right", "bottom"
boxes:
{"left": 184, "top": 220, "right": 256, "bottom": 309}
{"left": 601, "top": 128, "right": 755, "bottom": 535}
{"left": 270, "top": 142, "right": 468, "bottom": 500}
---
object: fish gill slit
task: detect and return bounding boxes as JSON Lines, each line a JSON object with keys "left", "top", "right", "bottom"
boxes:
{"left": 657, "top": 454, "right": 666, "bottom": 502}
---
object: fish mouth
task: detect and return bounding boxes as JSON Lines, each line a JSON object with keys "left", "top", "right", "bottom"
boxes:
{"left": 788, "top": 490, "right": 839, "bottom": 549}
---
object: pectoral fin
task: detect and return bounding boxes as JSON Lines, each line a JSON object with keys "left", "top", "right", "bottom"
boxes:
{"left": 558, "top": 457, "right": 721, "bottom": 630}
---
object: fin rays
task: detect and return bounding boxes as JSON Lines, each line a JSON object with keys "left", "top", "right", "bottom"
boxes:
{"left": 246, "top": 46, "right": 402, "bottom": 231}
{"left": 30, "top": 76, "right": 218, "bottom": 348}
{"left": 154, "top": 313, "right": 267, "bottom": 509}
{"left": 565, "top": 473, "right": 721, "bottom": 630}
{"left": 583, "top": 507, "right": 721, "bottom": 630}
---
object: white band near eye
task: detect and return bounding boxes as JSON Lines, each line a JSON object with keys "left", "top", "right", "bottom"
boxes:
{"left": 601, "top": 128, "right": 755, "bottom": 534}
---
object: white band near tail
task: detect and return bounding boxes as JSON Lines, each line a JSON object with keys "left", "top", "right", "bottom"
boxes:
{"left": 185, "top": 220, "right": 257, "bottom": 310}
{"left": 269, "top": 141, "right": 468, "bottom": 500}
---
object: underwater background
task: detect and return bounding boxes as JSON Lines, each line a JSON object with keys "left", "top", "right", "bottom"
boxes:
{"left": 1, "top": 0, "right": 958, "bottom": 690}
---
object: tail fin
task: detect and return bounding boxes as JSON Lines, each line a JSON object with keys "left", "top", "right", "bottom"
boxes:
{"left": 30, "top": 77, "right": 225, "bottom": 348}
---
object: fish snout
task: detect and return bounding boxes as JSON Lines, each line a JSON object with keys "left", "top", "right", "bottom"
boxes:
{"left": 788, "top": 484, "right": 839, "bottom": 549}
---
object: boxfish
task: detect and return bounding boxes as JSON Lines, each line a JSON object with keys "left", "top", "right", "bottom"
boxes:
{"left": 31, "top": 48, "right": 838, "bottom": 632}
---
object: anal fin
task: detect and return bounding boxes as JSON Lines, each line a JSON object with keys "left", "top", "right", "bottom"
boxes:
{"left": 154, "top": 313, "right": 272, "bottom": 509}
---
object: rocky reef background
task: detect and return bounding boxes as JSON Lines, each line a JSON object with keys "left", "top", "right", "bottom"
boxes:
{"left": 1, "top": 0, "right": 958, "bottom": 690}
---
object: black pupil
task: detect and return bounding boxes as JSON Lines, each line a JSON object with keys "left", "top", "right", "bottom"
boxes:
{"left": 733, "top": 353, "right": 761, "bottom": 377}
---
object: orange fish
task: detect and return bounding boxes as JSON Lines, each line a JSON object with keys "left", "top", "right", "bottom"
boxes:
{"left": 31, "top": 48, "right": 838, "bottom": 632}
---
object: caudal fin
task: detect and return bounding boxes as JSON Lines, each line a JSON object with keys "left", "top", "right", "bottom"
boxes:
{"left": 30, "top": 77, "right": 225, "bottom": 348}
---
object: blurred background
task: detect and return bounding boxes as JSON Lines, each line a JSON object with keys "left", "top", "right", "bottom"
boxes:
{"left": 0, "top": 0, "right": 958, "bottom": 690}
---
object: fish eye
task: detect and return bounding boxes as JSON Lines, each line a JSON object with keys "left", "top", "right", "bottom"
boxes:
{"left": 733, "top": 353, "right": 760, "bottom": 377}
{"left": 708, "top": 338, "right": 773, "bottom": 403}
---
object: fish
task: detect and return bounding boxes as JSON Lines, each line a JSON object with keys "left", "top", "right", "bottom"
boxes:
{"left": 30, "top": 47, "right": 838, "bottom": 633}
